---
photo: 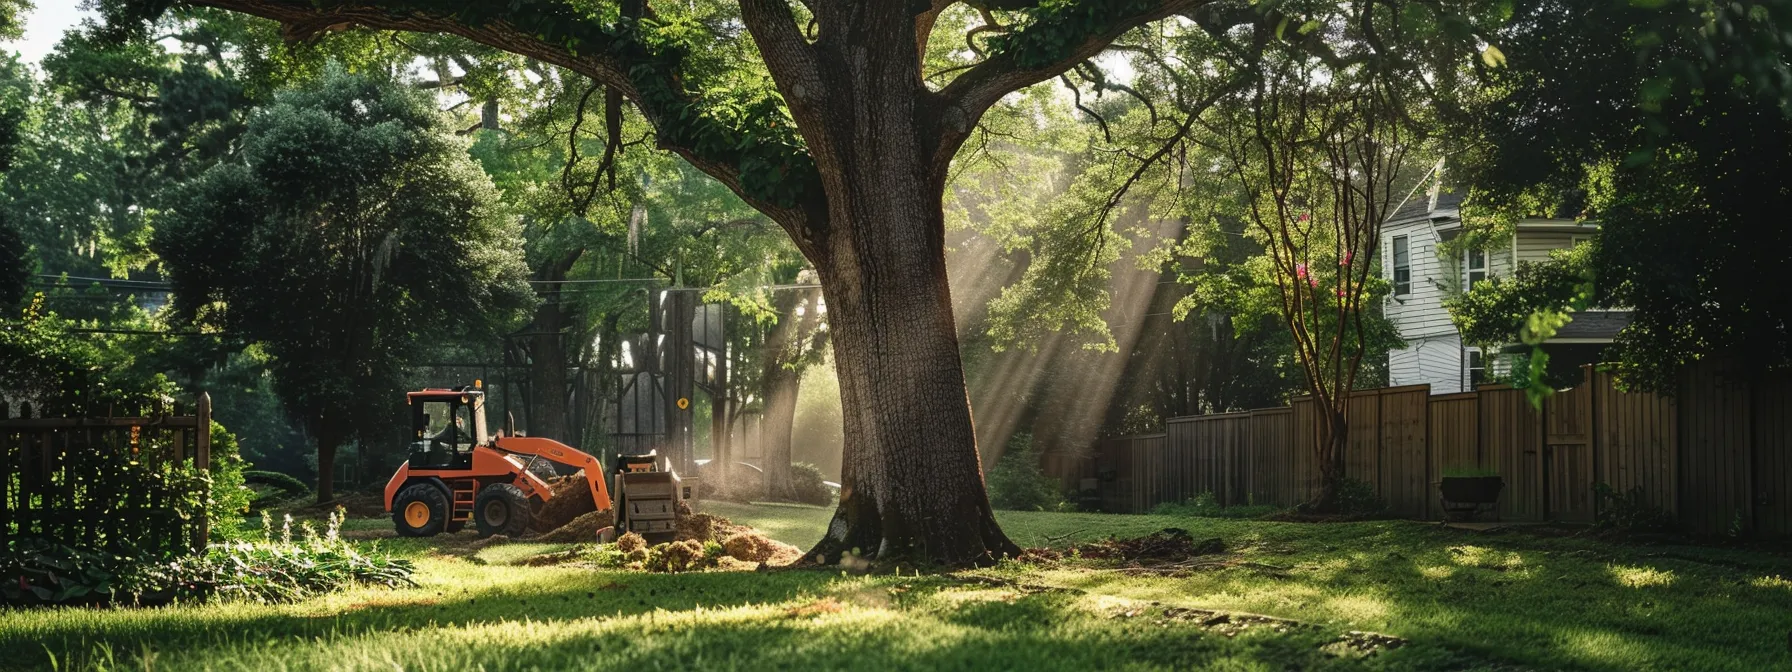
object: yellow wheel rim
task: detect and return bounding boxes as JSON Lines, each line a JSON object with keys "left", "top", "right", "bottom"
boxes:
{"left": 404, "top": 501, "right": 431, "bottom": 528}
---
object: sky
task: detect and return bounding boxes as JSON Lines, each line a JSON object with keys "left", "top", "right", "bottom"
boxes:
{"left": 3, "top": 3, "right": 94, "bottom": 65}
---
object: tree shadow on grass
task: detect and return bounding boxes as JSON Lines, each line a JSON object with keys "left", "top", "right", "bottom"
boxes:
{"left": 2, "top": 566, "right": 1409, "bottom": 671}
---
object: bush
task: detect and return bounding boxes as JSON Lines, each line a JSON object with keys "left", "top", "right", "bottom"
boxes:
{"left": 2, "top": 511, "right": 413, "bottom": 607}
{"left": 789, "top": 463, "right": 835, "bottom": 505}
{"left": 1151, "top": 492, "right": 1280, "bottom": 519}
{"left": 1335, "top": 477, "right": 1387, "bottom": 516}
{"left": 1, "top": 538, "right": 134, "bottom": 605}
{"left": 987, "top": 434, "right": 1068, "bottom": 512}
{"left": 208, "top": 422, "right": 253, "bottom": 540}
{"left": 149, "top": 510, "right": 415, "bottom": 603}
{"left": 244, "top": 469, "right": 312, "bottom": 507}
{"left": 1594, "top": 483, "right": 1676, "bottom": 534}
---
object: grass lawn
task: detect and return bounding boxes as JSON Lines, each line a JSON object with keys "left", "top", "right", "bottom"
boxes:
{"left": 3, "top": 504, "right": 1790, "bottom": 671}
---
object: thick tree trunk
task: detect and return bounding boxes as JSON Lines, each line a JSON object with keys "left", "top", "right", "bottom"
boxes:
{"left": 773, "top": 5, "right": 1016, "bottom": 567}
{"left": 528, "top": 251, "right": 582, "bottom": 443}
{"left": 802, "top": 168, "right": 1017, "bottom": 566}
{"left": 761, "top": 364, "right": 800, "bottom": 500}
{"left": 315, "top": 418, "right": 341, "bottom": 503}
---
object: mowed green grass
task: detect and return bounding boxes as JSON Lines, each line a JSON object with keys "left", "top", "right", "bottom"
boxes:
{"left": 2, "top": 504, "right": 1789, "bottom": 671}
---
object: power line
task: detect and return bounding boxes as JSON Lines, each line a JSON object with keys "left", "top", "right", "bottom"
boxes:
{"left": 36, "top": 274, "right": 171, "bottom": 288}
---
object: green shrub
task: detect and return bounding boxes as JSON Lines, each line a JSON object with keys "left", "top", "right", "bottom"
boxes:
{"left": 1, "top": 538, "right": 132, "bottom": 605}
{"left": 987, "top": 434, "right": 1068, "bottom": 512}
{"left": 208, "top": 422, "right": 253, "bottom": 540}
{"left": 3, "top": 511, "right": 412, "bottom": 607}
{"left": 149, "top": 510, "right": 415, "bottom": 603}
{"left": 789, "top": 463, "right": 835, "bottom": 506}
{"left": 1336, "top": 478, "right": 1387, "bottom": 516}
{"left": 1593, "top": 483, "right": 1676, "bottom": 534}
{"left": 244, "top": 469, "right": 312, "bottom": 507}
{"left": 1151, "top": 492, "right": 1280, "bottom": 519}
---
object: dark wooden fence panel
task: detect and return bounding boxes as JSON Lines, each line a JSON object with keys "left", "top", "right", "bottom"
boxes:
{"left": 1379, "top": 386, "right": 1431, "bottom": 519}
{"left": 1082, "top": 362, "right": 1791, "bottom": 537}
{"left": 1477, "top": 385, "right": 1545, "bottom": 521}
{"left": 1344, "top": 392, "right": 1380, "bottom": 491}
{"left": 1678, "top": 361, "right": 1753, "bottom": 536}
{"left": 1754, "top": 376, "right": 1792, "bottom": 536}
{"left": 1594, "top": 369, "right": 1677, "bottom": 515}
{"left": 1242, "top": 409, "right": 1290, "bottom": 506}
{"left": 1545, "top": 381, "right": 1596, "bottom": 522}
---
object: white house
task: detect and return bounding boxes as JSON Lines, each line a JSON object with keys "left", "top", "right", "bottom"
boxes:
{"left": 1380, "top": 180, "right": 1617, "bottom": 393}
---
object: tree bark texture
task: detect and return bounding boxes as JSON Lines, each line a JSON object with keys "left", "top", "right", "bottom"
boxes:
{"left": 760, "top": 359, "right": 799, "bottom": 500}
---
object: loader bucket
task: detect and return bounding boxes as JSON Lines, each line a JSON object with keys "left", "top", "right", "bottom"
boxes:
{"left": 617, "top": 471, "right": 680, "bottom": 545}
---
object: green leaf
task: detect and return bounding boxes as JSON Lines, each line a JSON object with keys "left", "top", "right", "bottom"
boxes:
{"left": 1481, "top": 44, "right": 1507, "bottom": 68}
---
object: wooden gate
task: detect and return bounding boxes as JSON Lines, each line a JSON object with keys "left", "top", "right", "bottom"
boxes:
{"left": 1544, "top": 382, "right": 1596, "bottom": 522}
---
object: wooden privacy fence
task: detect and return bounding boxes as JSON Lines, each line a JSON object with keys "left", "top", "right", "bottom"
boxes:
{"left": 2, "top": 394, "right": 212, "bottom": 555}
{"left": 1092, "top": 361, "right": 1792, "bottom": 537}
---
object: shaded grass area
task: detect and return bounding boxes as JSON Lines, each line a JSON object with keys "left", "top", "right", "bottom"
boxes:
{"left": 1, "top": 503, "right": 1787, "bottom": 671}
{"left": 704, "top": 501, "right": 1792, "bottom": 671}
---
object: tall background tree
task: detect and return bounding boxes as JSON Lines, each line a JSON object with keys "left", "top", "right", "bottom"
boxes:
{"left": 1448, "top": 0, "right": 1792, "bottom": 395}
{"left": 154, "top": 70, "right": 534, "bottom": 501}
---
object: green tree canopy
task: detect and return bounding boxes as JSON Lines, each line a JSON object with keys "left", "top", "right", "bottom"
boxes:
{"left": 154, "top": 69, "right": 534, "bottom": 500}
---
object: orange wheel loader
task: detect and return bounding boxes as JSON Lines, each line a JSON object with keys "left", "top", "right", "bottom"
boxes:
{"left": 383, "top": 382, "right": 685, "bottom": 541}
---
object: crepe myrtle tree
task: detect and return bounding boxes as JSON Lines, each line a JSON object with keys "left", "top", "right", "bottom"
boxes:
{"left": 106, "top": 0, "right": 1489, "bottom": 564}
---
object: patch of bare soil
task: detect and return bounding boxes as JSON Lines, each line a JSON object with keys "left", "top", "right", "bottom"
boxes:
{"left": 1021, "top": 529, "right": 1291, "bottom": 578}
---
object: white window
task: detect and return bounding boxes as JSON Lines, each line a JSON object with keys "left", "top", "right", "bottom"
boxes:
{"left": 1467, "top": 348, "right": 1486, "bottom": 389}
{"left": 1570, "top": 234, "right": 1590, "bottom": 248}
{"left": 1464, "top": 248, "right": 1487, "bottom": 292}
{"left": 1391, "top": 235, "right": 1410, "bottom": 296}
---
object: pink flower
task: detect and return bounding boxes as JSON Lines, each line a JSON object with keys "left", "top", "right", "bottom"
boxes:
{"left": 1308, "top": 276, "right": 1319, "bottom": 288}
{"left": 1339, "top": 251, "right": 1353, "bottom": 266}
{"left": 1336, "top": 288, "right": 1348, "bottom": 297}
{"left": 1295, "top": 263, "right": 1308, "bottom": 279}
{"left": 1297, "top": 212, "right": 1310, "bottom": 222}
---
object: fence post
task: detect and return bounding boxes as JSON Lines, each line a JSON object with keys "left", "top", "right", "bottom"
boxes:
{"left": 195, "top": 392, "right": 212, "bottom": 551}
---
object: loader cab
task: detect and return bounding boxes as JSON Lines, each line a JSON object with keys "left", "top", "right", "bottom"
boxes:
{"left": 406, "top": 386, "right": 489, "bottom": 470}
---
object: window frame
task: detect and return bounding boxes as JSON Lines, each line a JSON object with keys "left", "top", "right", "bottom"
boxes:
{"left": 1391, "top": 235, "right": 1411, "bottom": 296}
{"left": 1467, "top": 348, "right": 1487, "bottom": 390}
{"left": 1464, "top": 247, "right": 1487, "bottom": 292}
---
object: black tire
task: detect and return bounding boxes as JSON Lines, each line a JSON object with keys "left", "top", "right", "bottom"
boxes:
{"left": 393, "top": 483, "right": 449, "bottom": 537}
{"left": 524, "top": 456, "right": 558, "bottom": 482}
{"left": 474, "top": 483, "right": 532, "bottom": 538}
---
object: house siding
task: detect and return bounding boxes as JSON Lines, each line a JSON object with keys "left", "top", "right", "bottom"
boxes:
{"left": 1383, "top": 217, "right": 1457, "bottom": 341}
{"left": 1390, "top": 333, "right": 1464, "bottom": 394}
{"left": 1516, "top": 231, "right": 1583, "bottom": 265}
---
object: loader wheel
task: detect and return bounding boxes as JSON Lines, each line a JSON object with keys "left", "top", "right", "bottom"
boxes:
{"left": 393, "top": 484, "right": 449, "bottom": 537}
{"left": 524, "top": 456, "right": 558, "bottom": 482}
{"left": 474, "top": 483, "right": 532, "bottom": 538}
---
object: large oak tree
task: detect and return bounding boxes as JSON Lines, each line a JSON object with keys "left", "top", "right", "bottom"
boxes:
{"left": 106, "top": 0, "right": 1498, "bottom": 564}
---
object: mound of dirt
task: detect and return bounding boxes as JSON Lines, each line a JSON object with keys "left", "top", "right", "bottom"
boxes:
{"left": 535, "top": 509, "right": 614, "bottom": 543}
{"left": 675, "top": 512, "right": 749, "bottom": 543}
{"left": 531, "top": 473, "right": 599, "bottom": 532}
{"left": 1071, "top": 528, "right": 1226, "bottom": 562}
